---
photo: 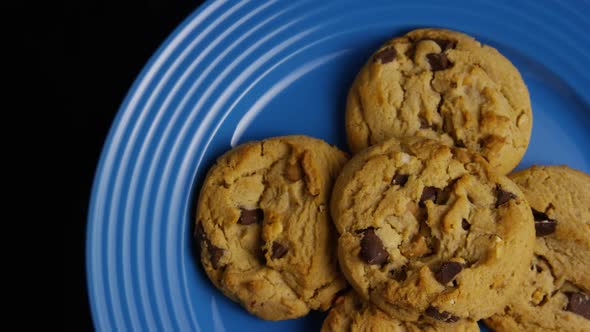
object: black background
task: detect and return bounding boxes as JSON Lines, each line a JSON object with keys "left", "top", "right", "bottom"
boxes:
{"left": 61, "top": 0, "right": 205, "bottom": 329}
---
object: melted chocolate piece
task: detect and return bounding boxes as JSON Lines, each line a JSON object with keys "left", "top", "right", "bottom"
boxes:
{"left": 360, "top": 228, "right": 389, "bottom": 265}
{"left": 238, "top": 208, "right": 263, "bottom": 225}
{"left": 271, "top": 242, "right": 288, "bottom": 259}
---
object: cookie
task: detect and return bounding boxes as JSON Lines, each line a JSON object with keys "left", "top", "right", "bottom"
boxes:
{"left": 345, "top": 28, "right": 531, "bottom": 174}
{"left": 330, "top": 136, "right": 535, "bottom": 323}
{"left": 195, "top": 135, "right": 349, "bottom": 320}
{"left": 322, "top": 291, "right": 479, "bottom": 332}
{"left": 485, "top": 165, "right": 590, "bottom": 331}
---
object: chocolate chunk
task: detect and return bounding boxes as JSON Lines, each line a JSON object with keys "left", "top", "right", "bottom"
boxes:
{"left": 271, "top": 242, "right": 288, "bottom": 259}
{"left": 238, "top": 208, "right": 263, "bottom": 225}
{"left": 495, "top": 186, "right": 517, "bottom": 207}
{"left": 425, "top": 306, "right": 460, "bottom": 322}
{"left": 194, "top": 222, "right": 206, "bottom": 243}
{"left": 427, "top": 53, "right": 453, "bottom": 71}
{"left": 461, "top": 219, "right": 471, "bottom": 230}
{"left": 392, "top": 173, "right": 409, "bottom": 186}
{"left": 532, "top": 209, "right": 557, "bottom": 236}
{"left": 431, "top": 39, "right": 457, "bottom": 51}
{"left": 435, "top": 262, "right": 463, "bottom": 284}
{"left": 373, "top": 47, "right": 397, "bottom": 64}
{"left": 565, "top": 292, "right": 590, "bottom": 320}
{"left": 209, "top": 246, "right": 224, "bottom": 269}
{"left": 420, "top": 186, "right": 439, "bottom": 207}
{"left": 455, "top": 140, "right": 466, "bottom": 148}
{"left": 194, "top": 223, "right": 225, "bottom": 269}
{"left": 390, "top": 266, "right": 408, "bottom": 282}
{"left": 360, "top": 228, "right": 389, "bottom": 265}
{"left": 535, "top": 219, "right": 557, "bottom": 237}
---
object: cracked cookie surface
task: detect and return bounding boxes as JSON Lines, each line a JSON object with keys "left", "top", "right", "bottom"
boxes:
{"left": 330, "top": 137, "right": 535, "bottom": 324}
{"left": 321, "top": 291, "right": 479, "bottom": 332}
{"left": 346, "top": 28, "right": 531, "bottom": 174}
{"left": 485, "top": 165, "right": 590, "bottom": 331}
{"left": 195, "top": 135, "right": 348, "bottom": 320}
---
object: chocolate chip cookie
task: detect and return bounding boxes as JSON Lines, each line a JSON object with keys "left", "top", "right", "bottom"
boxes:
{"left": 322, "top": 291, "right": 479, "bottom": 332}
{"left": 330, "top": 137, "right": 535, "bottom": 324}
{"left": 346, "top": 28, "right": 531, "bottom": 174}
{"left": 195, "top": 136, "right": 348, "bottom": 320}
{"left": 485, "top": 165, "right": 590, "bottom": 331}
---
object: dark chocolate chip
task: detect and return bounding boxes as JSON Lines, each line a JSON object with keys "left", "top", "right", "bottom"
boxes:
{"left": 420, "top": 186, "right": 439, "bottom": 207}
{"left": 392, "top": 173, "right": 409, "bottom": 186}
{"left": 209, "top": 246, "right": 224, "bottom": 269}
{"left": 194, "top": 223, "right": 225, "bottom": 269}
{"left": 455, "top": 140, "right": 466, "bottom": 148}
{"left": 238, "top": 208, "right": 264, "bottom": 225}
{"left": 565, "top": 292, "right": 590, "bottom": 320}
{"left": 425, "top": 306, "right": 460, "bottom": 322}
{"left": 431, "top": 39, "right": 457, "bottom": 51}
{"left": 390, "top": 266, "right": 408, "bottom": 282}
{"left": 360, "top": 228, "right": 389, "bottom": 265}
{"left": 461, "top": 219, "right": 471, "bottom": 230}
{"left": 271, "top": 242, "right": 288, "bottom": 259}
{"left": 435, "top": 262, "right": 463, "bottom": 284}
{"left": 532, "top": 209, "right": 557, "bottom": 237}
{"left": 535, "top": 265, "right": 543, "bottom": 273}
{"left": 427, "top": 53, "right": 453, "bottom": 71}
{"left": 535, "top": 219, "right": 557, "bottom": 237}
{"left": 373, "top": 47, "right": 397, "bottom": 64}
{"left": 495, "top": 186, "right": 517, "bottom": 207}
{"left": 194, "top": 222, "right": 206, "bottom": 243}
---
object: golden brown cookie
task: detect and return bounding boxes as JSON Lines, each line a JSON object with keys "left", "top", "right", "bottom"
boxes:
{"left": 322, "top": 291, "right": 479, "bottom": 332}
{"left": 330, "top": 137, "right": 535, "bottom": 324}
{"left": 485, "top": 165, "right": 590, "bottom": 331}
{"left": 346, "top": 28, "right": 531, "bottom": 174}
{"left": 195, "top": 135, "right": 348, "bottom": 320}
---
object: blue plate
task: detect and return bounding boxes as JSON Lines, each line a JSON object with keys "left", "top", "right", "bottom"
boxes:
{"left": 87, "top": 0, "right": 590, "bottom": 330}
